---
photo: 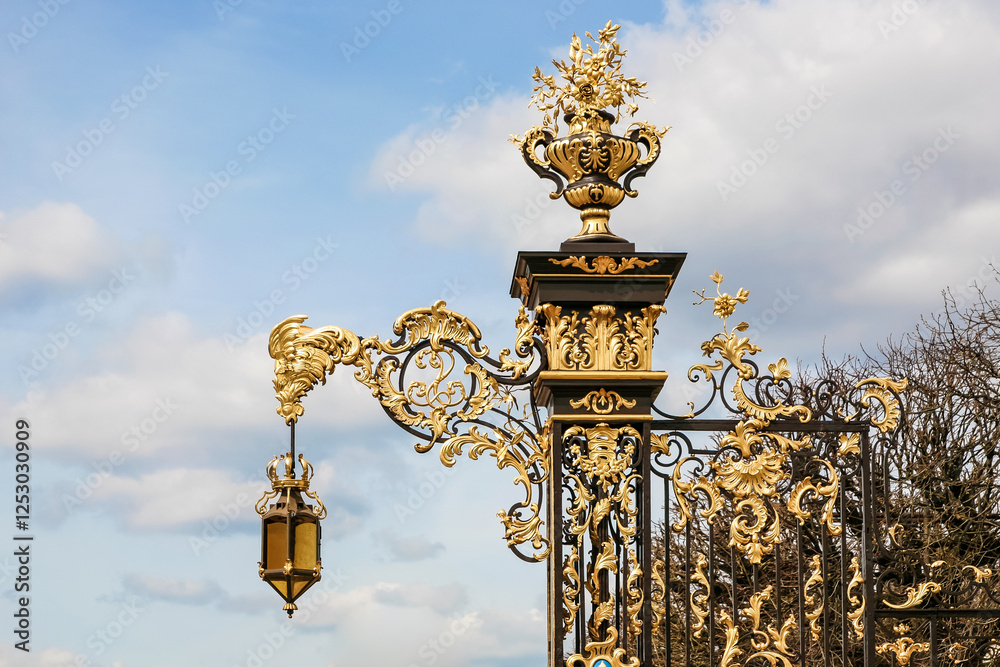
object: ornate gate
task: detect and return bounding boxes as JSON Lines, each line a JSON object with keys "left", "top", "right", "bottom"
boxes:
{"left": 259, "top": 25, "right": 1000, "bottom": 665}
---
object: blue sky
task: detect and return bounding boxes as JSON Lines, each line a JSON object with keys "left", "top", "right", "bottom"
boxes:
{"left": 1, "top": 0, "right": 999, "bottom": 665}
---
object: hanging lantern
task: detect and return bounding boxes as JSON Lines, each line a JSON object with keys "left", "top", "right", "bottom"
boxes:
{"left": 256, "top": 449, "right": 326, "bottom": 617}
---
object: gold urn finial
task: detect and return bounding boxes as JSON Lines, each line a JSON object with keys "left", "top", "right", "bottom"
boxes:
{"left": 511, "top": 21, "right": 668, "bottom": 245}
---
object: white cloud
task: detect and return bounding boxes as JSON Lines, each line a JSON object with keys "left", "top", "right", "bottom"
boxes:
{"left": 292, "top": 579, "right": 541, "bottom": 666}
{"left": 837, "top": 197, "right": 1000, "bottom": 304}
{"left": 87, "top": 467, "right": 264, "bottom": 529}
{"left": 0, "top": 202, "right": 121, "bottom": 294}
{"left": 122, "top": 573, "right": 224, "bottom": 605}
{"left": 373, "top": 581, "right": 466, "bottom": 614}
{"left": 377, "top": 531, "right": 446, "bottom": 562}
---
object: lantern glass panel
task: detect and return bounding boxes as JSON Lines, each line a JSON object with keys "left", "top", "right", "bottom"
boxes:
{"left": 265, "top": 520, "right": 287, "bottom": 569}
{"left": 292, "top": 520, "right": 317, "bottom": 570}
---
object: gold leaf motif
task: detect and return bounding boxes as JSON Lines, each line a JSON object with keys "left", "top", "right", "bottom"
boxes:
{"left": 877, "top": 637, "right": 930, "bottom": 666}
{"left": 964, "top": 565, "right": 994, "bottom": 583}
{"left": 730, "top": 495, "right": 781, "bottom": 564}
{"left": 625, "top": 548, "right": 643, "bottom": 636}
{"left": 767, "top": 358, "right": 791, "bottom": 381}
{"left": 671, "top": 459, "right": 723, "bottom": 532}
{"left": 803, "top": 555, "right": 825, "bottom": 641}
{"left": 570, "top": 388, "right": 637, "bottom": 415}
{"left": 651, "top": 560, "right": 666, "bottom": 628}
{"left": 563, "top": 548, "right": 581, "bottom": 635}
{"left": 747, "top": 586, "right": 773, "bottom": 650}
{"left": 513, "top": 275, "right": 531, "bottom": 297}
{"left": 884, "top": 580, "right": 942, "bottom": 610}
{"left": 838, "top": 432, "right": 861, "bottom": 456}
{"left": 382, "top": 300, "right": 488, "bottom": 357}
{"left": 498, "top": 306, "right": 537, "bottom": 380}
{"left": 690, "top": 553, "right": 710, "bottom": 637}
{"left": 269, "top": 316, "right": 363, "bottom": 424}
{"left": 847, "top": 556, "right": 865, "bottom": 640}
{"left": 851, "top": 376, "right": 909, "bottom": 433}
{"left": 650, "top": 433, "right": 671, "bottom": 456}
{"left": 718, "top": 611, "right": 743, "bottom": 667}
{"left": 787, "top": 459, "right": 841, "bottom": 536}
{"left": 548, "top": 255, "right": 659, "bottom": 274}
{"left": 767, "top": 616, "right": 797, "bottom": 658}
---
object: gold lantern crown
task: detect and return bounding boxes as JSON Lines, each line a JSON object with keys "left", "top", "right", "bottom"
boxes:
{"left": 512, "top": 21, "right": 669, "bottom": 244}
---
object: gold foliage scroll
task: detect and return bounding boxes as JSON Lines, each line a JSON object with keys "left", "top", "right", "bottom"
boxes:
{"left": 548, "top": 255, "right": 659, "bottom": 275}
{"left": 883, "top": 580, "right": 942, "bottom": 610}
{"left": 850, "top": 376, "right": 909, "bottom": 433}
{"left": 674, "top": 273, "right": 816, "bottom": 564}
{"left": 847, "top": 556, "right": 865, "bottom": 640}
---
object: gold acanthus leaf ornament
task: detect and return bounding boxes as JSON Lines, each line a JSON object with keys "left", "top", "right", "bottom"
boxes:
{"left": 884, "top": 580, "right": 942, "bottom": 610}
{"left": 538, "top": 303, "right": 664, "bottom": 372}
{"left": 964, "top": 565, "right": 995, "bottom": 583}
{"left": 625, "top": 548, "right": 643, "bottom": 636}
{"left": 717, "top": 588, "right": 797, "bottom": 667}
{"left": 730, "top": 495, "right": 782, "bottom": 564}
{"left": 269, "top": 316, "right": 363, "bottom": 424}
{"left": 788, "top": 458, "right": 842, "bottom": 536}
{"left": 563, "top": 547, "right": 582, "bottom": 635}
{"left": 690, "top": 553, "right": 710, "bottom": 637}
{"left": 650, "top": 559, "right": 666, "bottom": 628}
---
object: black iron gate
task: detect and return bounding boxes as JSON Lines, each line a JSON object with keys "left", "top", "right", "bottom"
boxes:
{"left": 548, "top": 274, "right": 1000, "bottom": 666}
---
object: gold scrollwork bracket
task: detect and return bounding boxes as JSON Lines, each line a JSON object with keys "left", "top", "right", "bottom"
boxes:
{"left": 268, "top": 301, "right": 550, "bottom": 562}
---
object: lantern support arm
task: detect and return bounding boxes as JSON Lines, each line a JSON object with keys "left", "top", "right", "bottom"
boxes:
{"left": 268, "top": 300, "right": 551, "bottom": 561}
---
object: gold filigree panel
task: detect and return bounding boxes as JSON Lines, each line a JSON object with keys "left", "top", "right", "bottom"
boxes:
{"left": 269, "top": 301, "right": 550, "bottom": 561}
